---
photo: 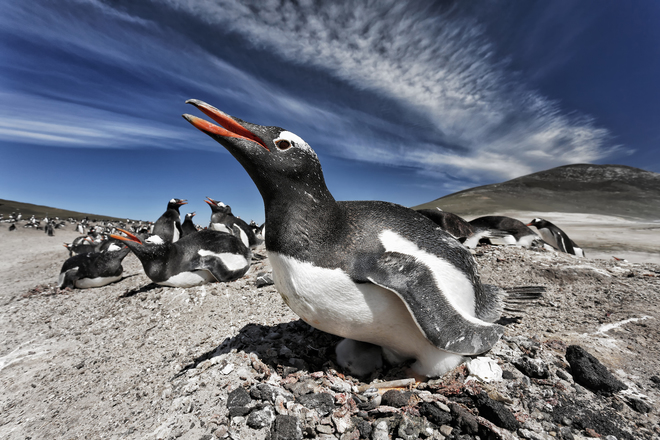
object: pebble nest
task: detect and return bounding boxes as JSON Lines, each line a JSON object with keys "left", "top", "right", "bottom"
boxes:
{"left": 1, "top": 227, "right": 659, "bottom": 440}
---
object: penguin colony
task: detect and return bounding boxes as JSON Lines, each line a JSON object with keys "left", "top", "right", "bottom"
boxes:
{"left": 181, "top": 99, "right": 579, "bottom": 377}
{"left": 15, "top": 98, "right": 586, "bottom": 379}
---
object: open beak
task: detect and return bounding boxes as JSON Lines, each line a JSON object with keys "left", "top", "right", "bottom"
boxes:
{"left": 183, "top": 100, "right": 270, "bottom": 151}
{"left": 178, "top": 199, "right": 188, "bottom": 205}
{"left": 110, "top": 228, "right": 142, "bottom": 244}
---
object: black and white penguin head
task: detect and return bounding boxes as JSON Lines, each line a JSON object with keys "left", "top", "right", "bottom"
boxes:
{"left": 185, "top": 212, "right": 196, "bottom": 220}
{"left": 167, "top": 198, "right": 187, "bottom": 211}
{"left": 205, "top": 197, "right": 233, "bottom": 215}
{"left": 183, "top": 100, "right": 327, "bottom": 198}
{"left": 527, "top": 218, "right": 549, "bottom": 228}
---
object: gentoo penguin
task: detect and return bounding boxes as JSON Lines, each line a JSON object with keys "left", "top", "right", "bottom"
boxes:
{"left": 183, "top": 100, "right": 507, "bottom": 378}
{"left": 152, "top": 198, "right": 187, "bottom": 243}
{"left": 469, "top": 216, "right": 540, "bottom": 247}
{"left": 8, "top": 223, "right": 16, "bottom": 231}
{"left": 205, "top": 197, "right": 258, "bottom": 248}
{"left": 417, "top": 208, "right": 503, "bottom": 249}
{"left": 181, "top": 212, "right": 198, "bottom": 237}
{"left": 527, "top": 218, "right": 585, "bottom": 257}
{"left": 58, "top": 245, "right": 131, "bottom": 289}
{"left": 110, "top": 228, "right": 251, "bottom": 287}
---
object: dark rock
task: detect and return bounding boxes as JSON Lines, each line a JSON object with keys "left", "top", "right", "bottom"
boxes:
{"left": 419, "top": 402, "right": 452, "bottom": 426}
{"left": 250, "top": 383, "right": 293, "bottom": 404}
{"left": 228, "top": 406, "right": 251, "bottom": 417}
{"left": 256, "top": 272, "right": 274, "bottom": 287}
{"left": 270, "top": 414, "right": 303, "bottom": 440}
{"left": 246, "top": 405, "right": 275, "bottom": 429}
{"left": 558, "top": 426, "right": 575, "bottom": 440}
{"left": 625, "top": 397, "right": 652, "bottom": 414}
{"left": 513, "top": 356, "right": 550, "bottom": 379}
{"left": 650, "top": 375, "right": 660, "bottom": 388}
{"left": 471, "top": 391, "right": 519, "bottom": 431}
{"left": 297, "top": 392, "right": 335, "bottom": 416}
{"left": 351, "top": 417, "right": 372, "bottom": 439}
{"left": 381, "top": 390, "right": 414, "bottom": 408}
{"left": 552, "top": 402, "right": 634, "bottom": 440}
{"left": 450, "top": 403, "right": 479, "bottom": 435}
{"left": 501, "top": 370, "right": 515, "bottom": 380}
{"left": 565, "top": 345, "right": 627, "bottom": 394}
{"left": 227, "top": 387, "right": 251, "bottom": 408}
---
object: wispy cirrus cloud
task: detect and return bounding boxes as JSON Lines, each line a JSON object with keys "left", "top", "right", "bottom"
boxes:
{"left": 162, "top": 0, "right": 621, "bottom": 180}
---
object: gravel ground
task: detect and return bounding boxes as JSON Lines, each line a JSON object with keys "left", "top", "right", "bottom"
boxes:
{"left": 0, "top": 224, "right": 659, "bottom": 440}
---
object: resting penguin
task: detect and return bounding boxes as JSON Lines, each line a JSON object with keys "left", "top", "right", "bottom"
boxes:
{"left": 469, "top": 216, "right": 540, "bottom": 247}
{"left": 58, "top": 245, "right": 131, "bottom": 289}
{"left": 417, "top": 208, "right": 505, "bottom": 249}
{"left": 152, "top": 198, "right": 187, "bottom": 243}
{"left": 205, "top": 197, "right": 258, "bottom": 248}
{"left": 110, "top": 228, "right": 251, "bottom": 287}
{"left": 183, "top": 100, "right": 507, "bottom": 378}
{"left": 527, "top": 218, "right": 585, "bottom": 257}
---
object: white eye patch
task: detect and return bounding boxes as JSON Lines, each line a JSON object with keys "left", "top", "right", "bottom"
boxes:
{"left": 273, "top": 131, "right": 313, "bottom": 153}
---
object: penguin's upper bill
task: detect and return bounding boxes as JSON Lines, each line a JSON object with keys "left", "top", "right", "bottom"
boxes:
{"left": 183, "top": 100, "right": 270, "bottom": 151}
{"left": 110, "top": 229, "right": 142, "bottom": 245}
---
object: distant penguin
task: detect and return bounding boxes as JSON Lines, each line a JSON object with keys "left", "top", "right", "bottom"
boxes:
{"left": 8, "top": 223, "right": 16, "bottom": 231}
{"left": 205, "top": 197, "right": 258, "bottom": 248}
{"left": 111, "top": 228, "right": 251, "bottom": 287}
{"left": 469, "top": 216, "right": 540, "bottom": 247}
{"left": 152, "top": 198, "right": 187, "bottom": 243}
{"left": 45, "top": 222, "right": 54, "bottom": 236}
{"left": 58, "top": 246, "right": 131, "bottom": 289}
{"left": 183, "top": 99, "right": 512, "bottom": 378}
{"left": 527, "top": 218, "right": 585, "bottom": 257}
{"left": 417, "top": 208, "right": 503, "bottom": 249}
{"left": 181, "top": 212, "right": 198, "bottom": 237}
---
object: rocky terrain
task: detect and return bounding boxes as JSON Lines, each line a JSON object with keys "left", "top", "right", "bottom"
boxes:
{"left": 1, "top": 224, "right": 659, "bottom": 440}
{"left": 414, "top": 164, "right": 660, "bottom": 221}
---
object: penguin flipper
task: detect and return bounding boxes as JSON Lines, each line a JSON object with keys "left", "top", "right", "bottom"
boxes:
{"left": 364, "top": 251, "right": 504, "bottom": 355}
{"left": 196, "top": 253, "right": 250, "bottom": 283}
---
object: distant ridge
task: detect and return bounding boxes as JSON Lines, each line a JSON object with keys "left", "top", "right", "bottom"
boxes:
{"left": 414, "top": 164, "right": 660, "bottom": 220}
{"left": 0, "top": 199, "right": 134, "bottom": 223}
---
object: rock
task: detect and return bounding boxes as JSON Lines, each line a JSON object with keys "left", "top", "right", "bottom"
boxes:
{"left": 297, "top": 392, "right": 335, "bottom": 416}
{"left": 439, "top": 424, "right": 453, "bottom": 437}
{"left": 419, "top": 401, "right": 452, "bottom": 426}
{"left": 466, "top": 356, "right": 503, "bottom": 382}
{"left": 450, "top": 403, "right": 479, "bottom": 435}
{"left": 270, "top": 414, "right": 303, "bottom": 440}
{"left": 472, "top": 391, "right": 519, "bottom": 431}
{"left": 285, "top": 379, "right": 316, "bottom": 396}
{"left": 227, "top": 387, "right": 251, "bottom": 409}
{"left": 565, "top": 345, "right": 627, "bottom": 394}
{"left": 502, "top": 370, "right": 515, "bottom": 380}
{"left": 351, "top": 417, "right": 372, "bottom": 439}
{"left": 256, "top": 272, "right": 274, "bottom": 287}
{"left": 625, "top": 397, "right": 652, "bottom": 414}
{"left": 513, "top": 356, "right": 550, "bottom": 379}
{"left": 246, "top": 405, "right": 275, "bottom": 429}
{"left": 381, "top": 390, "right": 414, "bottom": 408}
{"left": 397, "top": 415, "right": 424, "bottom": 440}
{"left": 371, "top": 420, "right": 389, "bottom": 440}
{"left": 227, "top": 406, "right": 250, "bottom": 417}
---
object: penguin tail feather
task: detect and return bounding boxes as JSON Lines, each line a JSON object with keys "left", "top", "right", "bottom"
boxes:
{"left": 502, "top": 285, "right": 546, "bottom": 313}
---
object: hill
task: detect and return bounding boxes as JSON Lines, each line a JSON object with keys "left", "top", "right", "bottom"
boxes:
{"left": 0, "top": 198, "right": 133, "bottom": 223}
{"left": 414, "top": 164, "right": 660, "bottom": 220}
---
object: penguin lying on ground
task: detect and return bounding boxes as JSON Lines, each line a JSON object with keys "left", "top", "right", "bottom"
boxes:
{"left": 152, "top": 198, "right": 187, "bottom": 243}
{"left": 183, "top": 100, "right": 513, "bottom": 378}
{"left": 469, "top": 216, "right": 541, "bottom": 247}
{"left": 527, "top": 218, "right": 585, "bottom": 257}
{"left": 205, "top": 197, "right": 258, "bottom": 248}
{"left": 111, "top": 228, "right": 251, "bottom": 287}
{"left": 417, "top": 208, "right": 507, "bottom": 249}
{"left": 58, "top": 244, "right": 130, "bottom": 289}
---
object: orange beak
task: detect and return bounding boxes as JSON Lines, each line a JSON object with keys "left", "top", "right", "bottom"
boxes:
{"left": 110, "top": 228, "right": 142, "bottom": 244}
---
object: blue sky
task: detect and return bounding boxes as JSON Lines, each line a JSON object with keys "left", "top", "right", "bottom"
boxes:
{"left": 1, "top": 0, "right": 659, "bottom": 224}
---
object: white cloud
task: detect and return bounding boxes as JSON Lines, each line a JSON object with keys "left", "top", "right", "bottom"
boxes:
{"left": 162, "top": 0, "right": 618, "bottom": 180}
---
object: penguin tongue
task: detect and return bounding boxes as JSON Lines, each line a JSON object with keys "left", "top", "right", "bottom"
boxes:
{"left": 184, "top": 100, "right": 270, "bottom": 151}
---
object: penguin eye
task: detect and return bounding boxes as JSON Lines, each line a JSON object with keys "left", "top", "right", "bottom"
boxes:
{"left": 275, "top": 140, "right": 291, "bottom": 150}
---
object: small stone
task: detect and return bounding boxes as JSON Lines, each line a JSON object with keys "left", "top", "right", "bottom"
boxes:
{"left": 397, "top": 416, "right": 424, "bottom": 440}
{"left": 450, "top": 403, "right": 479, "bottom": 435}
{"left": 221, "top": 363, "right": 234, "bottom": 375}
{"left": 559, "top": 426, "right": 574, "bottom": 440}
{"left": 213, "top": 425, "right": 228, "bottom": 438}
{"left": 371, "top": 420, "right": 389, "bottom": 440}
{"left": 332, "top": 412, "right": 353, "bottom": 434}
{"left": 439, "top": 425, "right": 453, "bottom": 436}
{"left": 513, "top": 356, "right": 550, "bottom": 379}
{"left": 246, "top": 405, "right": 275, "bottom": 429}
{"left": 316, "top": 424, "right": 334, "bottom": 434}
{"left": 472, "top": 391, "right": 519, "bottom": 431}
{"left": 297, "top": 392, "right": 335, "bottom": 416}
{"left": 256, "top": 272, "right": 274, "bottom": 287}
{"left": 227, "top": 387, "right": 251, "bottom": 409}
{"left": 285, "top": 379, "right": 316, "bottom": 396}
{"left": 381, "top": 390, "right": 414, "bottom": 408}
{"left": 270, "top": 414, "right": 303, "bottom": 440}
{"left": 419, "top": 402, "right": 452, "bottom": 426}
{"left": 502, "top": 370, "right": 515, "bottom": 380}
{"left": 556, "top": 369, "right": 572, "bottom": 381}
{"left": 227, "top": 406, "right": 250, "bottom": 417}
{"left": 351, "top": 417, "right": 372, "bottom": 439}
{"left": 565, "top": 345, "right": 627, "bottom": 394}
{"left": 626, "top": 397, "right": 652, "bottom": 414}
